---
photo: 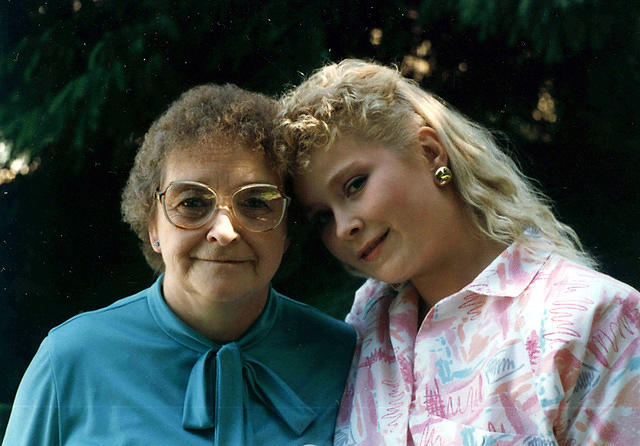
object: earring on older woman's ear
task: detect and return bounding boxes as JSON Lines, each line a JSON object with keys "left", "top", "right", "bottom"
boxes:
{"left": 154, "top": 240, "right": 160, "bottom": 247}
{"left": 434, "top": 166, "right": 452, "bottom": 186}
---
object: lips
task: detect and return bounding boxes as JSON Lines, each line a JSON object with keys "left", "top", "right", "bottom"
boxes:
{"left": 194, "top": 257, "right": 250, "bottom": 263}
{"left": 358, "top": 229, "right": 389, "bottom": 261}
{"left": 210, "top": 260, "right": 246, "bottom": 263}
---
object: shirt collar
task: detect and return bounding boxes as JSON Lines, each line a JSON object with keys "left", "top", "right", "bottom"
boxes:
{"left": 147, "top": 275, "right": 278, "bottom": 353}
{"left": 387, "top": 238, "right": 552, "bottom": 309}
{"left": 146, "top": 276, "right": 317, "bottom": 439}
{"left": 458, "top": 240, "right": 552, "bottom": 299}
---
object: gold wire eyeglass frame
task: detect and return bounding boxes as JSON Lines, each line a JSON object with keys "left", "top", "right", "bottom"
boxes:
{"left": 154, "top": 180, "right": 290, "bottom": 232}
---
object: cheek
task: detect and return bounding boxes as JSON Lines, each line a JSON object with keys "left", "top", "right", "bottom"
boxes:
{"left": 163, "top": 232, "right": 201, "bottom": 259}
{"left": 322, "top": 229, "right": 349, "bottom": 262}
{"left": 255, "top": 231, "right": 288, "bottom": 269}
{"left": 371, "top": 176, "right": 403, "bottom": 210}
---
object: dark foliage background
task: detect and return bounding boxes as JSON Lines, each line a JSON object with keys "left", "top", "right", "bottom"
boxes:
{"left": 1, "top": 0, "right": 639, "bottom": 435}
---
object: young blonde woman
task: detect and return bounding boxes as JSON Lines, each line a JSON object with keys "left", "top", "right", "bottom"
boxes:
{"left": 278, "top": 59, "right": 640, "bottom": 445}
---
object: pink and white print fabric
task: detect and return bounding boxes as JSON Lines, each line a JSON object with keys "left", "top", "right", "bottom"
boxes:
{"left": 335, "top": 241, "right": 640, "bottom": 445}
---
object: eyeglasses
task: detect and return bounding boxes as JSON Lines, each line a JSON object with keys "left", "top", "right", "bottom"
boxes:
{"left": 155, "top": 181, "right": 290, "bottom": 232}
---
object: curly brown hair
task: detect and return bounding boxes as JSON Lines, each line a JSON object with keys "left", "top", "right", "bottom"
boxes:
{"left": 122, "top": 83, "right": 282, "bottom": 271}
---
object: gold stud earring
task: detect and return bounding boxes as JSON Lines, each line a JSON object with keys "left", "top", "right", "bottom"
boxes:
{"left": 434, "top": 166, "right": 452, "bottom": 186}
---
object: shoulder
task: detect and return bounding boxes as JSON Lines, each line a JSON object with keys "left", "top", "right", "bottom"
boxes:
{"left": 6, "top": 287, "right": 154, "bottom": 443}
{"left": 271, "top": 290, "right": 357, "bottom": 368}
{"left": 266, "top": 290, "right": 356, "bottom": 391}
{"left": 528, "top": 253, "right": 639, "bottom": 314}
{"left": 274, "top": 289, "right": 356, "bottom": 343}
{"left": 46, "top": 286, "right": 154, "bottom": 359}
{"left": 51, "top": 287, "right": 150, "bottom": 334}
{"left": 525, "top": 253, "right": 640, "bottom": 361}
{"left": 520, "top": 255, "right": 640, "bottom": 440}
{"left": 3, "top": 335, "right": 60, "bottom": 444}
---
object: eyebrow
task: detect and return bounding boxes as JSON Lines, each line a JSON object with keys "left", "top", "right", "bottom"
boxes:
{"left": 172, "top": 178, "right": 280, "bottom": 188}
{"left": 325, "top": 160, "right": 360, "bottom": 191}
{"left": 299, "top": 160, "right": 360, "bottom": 217}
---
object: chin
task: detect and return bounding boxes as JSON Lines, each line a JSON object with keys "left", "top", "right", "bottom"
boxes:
{"left": 370, "top": 265, "right": 411, "bottom": 285}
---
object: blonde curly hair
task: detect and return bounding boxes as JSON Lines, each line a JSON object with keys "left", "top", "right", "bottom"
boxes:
{"left": 277, "top": 59, "right": 596, "bottom": 268}
{"left": 122, "top": 84, "right": 282, "bottom": 271}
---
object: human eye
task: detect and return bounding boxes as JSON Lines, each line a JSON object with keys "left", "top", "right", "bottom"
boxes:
{"left": 239, "top": 197, "right": 271, "bottom": 211}
{"left": 169, "top": 187, "right": 213, "bottom": 217}
{"left": 344, "top": 175, "right": 367, "bottom": 197}
{"left": 236, "top": 187, "right": 282, "bottom": 216}
{"left": 179, "top": 197, "right": 207, "bottom": 208}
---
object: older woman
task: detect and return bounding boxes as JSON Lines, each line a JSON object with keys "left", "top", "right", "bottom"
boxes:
{"left": 3, "top": 84, "right": 356, "bottom": 445}
{"left": 278, "top": 59, "right": 640, "bottom": 445}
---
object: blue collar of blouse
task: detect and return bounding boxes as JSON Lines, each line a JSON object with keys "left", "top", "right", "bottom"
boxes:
{"left": 147, "top": 275, "right": 316, "bottom": 444}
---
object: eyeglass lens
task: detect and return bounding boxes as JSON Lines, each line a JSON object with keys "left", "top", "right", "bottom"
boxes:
{"left": 163, "top": 183, "right": 286, "bottom": 231}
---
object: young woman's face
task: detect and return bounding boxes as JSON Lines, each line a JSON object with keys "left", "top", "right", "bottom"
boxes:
{"left": 294, "top": 133, "right": 464, "bottom": 285}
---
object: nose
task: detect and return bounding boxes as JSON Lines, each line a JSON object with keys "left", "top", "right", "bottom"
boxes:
{"left": 206, "top": 207, "right": 239, "bottom": 246}
{"left": 334, "top": 209, "right": 363, "bottom": 240}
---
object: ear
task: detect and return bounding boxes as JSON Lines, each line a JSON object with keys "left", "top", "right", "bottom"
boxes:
{"left": 148, "top": 221, "right": 161, "bottom": 253}
{"left": 417, "top": 126, "right": 448, "bottom": 170}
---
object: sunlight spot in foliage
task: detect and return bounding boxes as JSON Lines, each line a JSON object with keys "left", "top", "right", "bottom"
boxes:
{"left": 370, "top": 28, "right": 383, "bottom": 46}
{"left": 401, "top": 39, "right": 433, "bottom": 82}
{"left": 0, "top": 142, "right": 9, "bottom": 165}
{"left": 0, "top": 169, "right": 17, "bottom": 184}
{"left": 9, "top": 157, "right": 27, "bottom": 174}
{"left": 532, "top": 82, "right": 557, "bottom": 123}
{"left": 416, "top": 40, "right": 431, "bottom": 57}
{"left": 401, "top": 55, "right": 431, "bottom": 82}
{"left": 0, "top": 146, "right": 41, "bottom": 185}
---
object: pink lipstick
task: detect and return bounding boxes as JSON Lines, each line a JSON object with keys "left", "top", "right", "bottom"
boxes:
{"left": 359, "top": 229, "right": 389, "bottom": 262}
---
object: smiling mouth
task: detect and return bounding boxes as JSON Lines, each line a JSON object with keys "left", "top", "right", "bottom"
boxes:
{"left": 197, "top": 258, "right": 248, "bottom": 264}
{"left": 359, "top": 229, "right": 389, "bottom": 261}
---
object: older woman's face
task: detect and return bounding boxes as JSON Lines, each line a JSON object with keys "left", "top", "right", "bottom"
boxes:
{"left": 149, "top": 143, "right": 288, "bottom": 305}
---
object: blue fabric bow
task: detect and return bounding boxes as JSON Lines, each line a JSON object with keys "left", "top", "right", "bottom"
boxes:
{"left": 182, "top": 342, "right": 317, "bottom": 445}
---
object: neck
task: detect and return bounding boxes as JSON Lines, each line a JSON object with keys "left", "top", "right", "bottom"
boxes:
{"left": 162, "top": 283, "right": 269, "bottom": 343}
{"left": 411, "top": 231, "right": 506, "bottom": 309}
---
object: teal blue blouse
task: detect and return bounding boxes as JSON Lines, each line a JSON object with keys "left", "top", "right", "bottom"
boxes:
{"left": 3, "top": 277, "right": 356, "bottom": 445}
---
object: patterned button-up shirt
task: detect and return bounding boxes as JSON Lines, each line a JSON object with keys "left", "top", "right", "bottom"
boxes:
{"left": 335, "top": 241, "right": 640, "bottom": 445}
